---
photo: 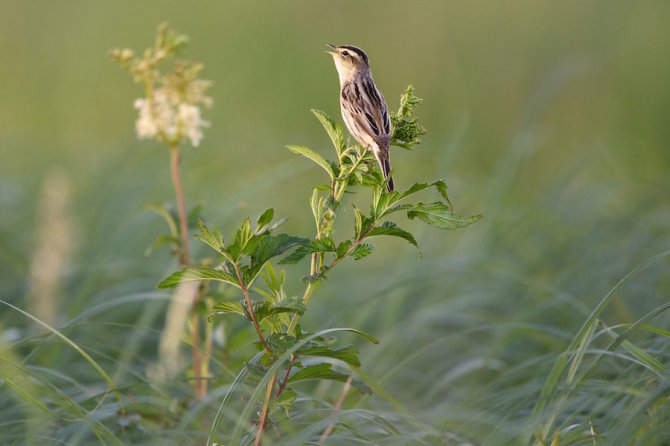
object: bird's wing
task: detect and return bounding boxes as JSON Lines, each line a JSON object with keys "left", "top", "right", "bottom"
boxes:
{"left": 341, "top": 77, "right": 391, "bottom": 150}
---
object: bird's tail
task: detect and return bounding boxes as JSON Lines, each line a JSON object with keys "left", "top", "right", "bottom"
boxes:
{"left": 381, "top": 157, "right": 394, "bottom": 192}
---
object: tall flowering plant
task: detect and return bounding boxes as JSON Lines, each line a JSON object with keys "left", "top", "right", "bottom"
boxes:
{"left": 111, "top": 23, "right": 213, "bottom": 399}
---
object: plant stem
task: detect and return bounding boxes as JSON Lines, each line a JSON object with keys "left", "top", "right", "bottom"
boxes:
{"left": 276, "top": 355, "right": 296, "bottom": 398}
{"left": 318, "top": 375, "right": 353, "bottom": 445}
{"left": 170, "top": 145, "right": 205, "bottom": 399}
{"left": 329, "top": 223, "right": 376, "bottom": 270}
{"left": 232, "top": 263, "right": 273, "bottom": 357}
{"left": 255, "top": 374, "right": 277, "bottom": 446}
{"left": 170, "top": 147, "right": 190, "bottom": 266}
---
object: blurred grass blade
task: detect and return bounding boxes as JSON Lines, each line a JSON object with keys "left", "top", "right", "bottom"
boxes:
{"left": 528, "top": 249, "right": 670, "bottom": 441}
{"left": 0, "top": 299, "right": 124, "bottom": 444}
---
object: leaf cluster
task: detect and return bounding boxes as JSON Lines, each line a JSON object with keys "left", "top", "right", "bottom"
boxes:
{"left": 390, "top": 85, "right": 427, "bottom": 149}
{"left": 159, "top": 209, "right": 305, "bottom": 291}
{"left": 156, "top": 85, "right": 480, "bottom": 430}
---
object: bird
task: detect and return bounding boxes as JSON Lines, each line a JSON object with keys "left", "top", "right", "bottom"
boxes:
{"left": 326, "top": 44, "right": 394, "bottom": 192}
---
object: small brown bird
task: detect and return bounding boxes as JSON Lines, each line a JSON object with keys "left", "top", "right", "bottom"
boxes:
{"left": 327, "top": 44, "right": 394, "bottom": 192}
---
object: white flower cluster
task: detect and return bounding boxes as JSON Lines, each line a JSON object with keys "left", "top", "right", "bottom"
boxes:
{"left": 134, "top": 89, "right": 211, "bottom": 147}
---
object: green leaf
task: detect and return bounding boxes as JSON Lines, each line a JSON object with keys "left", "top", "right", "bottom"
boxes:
{"left": 144, "top": 234, "right": 178, "bottom": 257}
{"left": 226, "top": 218, "right": 254, "bottom": 261}
{"left": 311, "top": 109, "right": 345, "bottom": 156}
{"left": 157, "top": 267, "right": 239, "bottom": 289}
{"left": 208, "top": 301, "right": 246, "bottom": 321}
{"left": 256, "top": 208, "right": 274, "bottom": 229}
{"left": 353, "top": 206, "right": 364, "bottom": 239}
{"left": 286, "top": 145, "right": 335, "bottom": 181}
{"left": 254, "top": 297, "right": 306, "bottom": 324}
{"left": 367, "top": 222, "right": 418, "bottom": 249}
{"left": 287, "top": 363, "right": 372, "bottom": 394}
{"left": 407, "top": 202, "right": 482, "bottom": 229}
{"left": 266, "top": 333, "right": 299, "bottom": 353}
{"left": 195, "top": 220, "right": 224, "bottom": 253}
{"left": 297, "top": 345, "right": 361, "bottom": 367}
{"left": 275, "top": 388, "right": 297, "bottom": 417}
{"left": 279, "top": 237, "right": 336, "bottom": 264}
{"left": 187, "top": 203, "right": 204, "bottom": 229}
{"left": 145, "top": 202, "right": 178, "bottom": 238}
{"left": 351, "top": 243, "right": 373, "bottom": 260}
{"left": 375, "top": 180, "right": 453, "bottom": 219}
{"left": 336, "top": 240, "right": 352, "bottom": 259}
{"left": 310, "top": 188, "right": 324, "bottom": 228}
{"left": 243, "top": 234, "right": 308, "bottom": 284}
{"left": 261, "top": 262, "right": 282, "bottom": 294}
{"left": 398, "top": 180, "right": 448, "bottom": 202}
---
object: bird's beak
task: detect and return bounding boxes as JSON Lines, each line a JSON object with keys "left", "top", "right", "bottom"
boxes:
{"left": 325, "top": 43, "right": 337, "bottom": 55}
{"left": 327, "top": 43, "right": 337, "bottom": 49}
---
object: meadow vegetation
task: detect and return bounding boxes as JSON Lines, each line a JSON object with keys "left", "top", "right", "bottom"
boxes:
{"left": 1, "top": 2, "right": 669, "bottom": 445}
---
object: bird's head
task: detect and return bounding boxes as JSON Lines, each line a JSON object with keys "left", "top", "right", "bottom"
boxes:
{"left": 326, "top": 44, "right": 370, "bottom": 84}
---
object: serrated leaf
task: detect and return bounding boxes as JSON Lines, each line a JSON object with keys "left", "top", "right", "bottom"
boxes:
{"left": 247, "top": 234, "right": 307, "bottom": 270}
{"left": 351, "top": 243, "right": 373, "bottom": 260}
{"left": 262, "top": 262, "right": 281, "bottom": 293}
{"left": 407, "top": 202, "right": 482, "bottom": 229}
{"left": 336, "top": 240, "right": 352, "bottom": 259}
{"left": 256, "top": 208, "right": 274, "bottom": 229}
{"left": 367, "top": 222, "right": 419, "bottom": 249}
{"left": 195, "top": 220, "right": 224, "bottom": 253}
{"left": 226, "top": 218, "right": 254, "bottom": 261}
{"left": 297, "top": 345, "right": 361, "bottom": 367}
{"left": 208, "top": 301, "right": 245, "bottom": 321}
{"left": 286, "top": 145, "right": 335, "bottom": 181}
{"left": 376, "top": 181, "right": 453, "bottom": 219}
{"left": 287, "top": 363, "right": 372, "bottom": 394}
{"left": 266, "top": 333, "right": 299, "bottom": 353}
{"left": 275, "top": 388, "right": 297, "bottom": 417}
{"left": 254, "top": 298, "right": 306, "bottom": 324}
{"left": 398, "top": 181, "right": 445, "bottom": 202}
{"left": 311, "top": 109, "right": 345, "bottom": 156}
{"left": 279, "top": 238, "right": 336, "bottom": 264}
{"left": 157, "top": 267, "right": 239, "bottom": 289}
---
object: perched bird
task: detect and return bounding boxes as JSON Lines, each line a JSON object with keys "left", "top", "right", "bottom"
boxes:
{"left": 327, "top": 44, "right": 394, "bottom": 192}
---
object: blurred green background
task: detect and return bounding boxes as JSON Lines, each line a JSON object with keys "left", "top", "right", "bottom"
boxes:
{"left": 2, "top": 1, "right": 670, "bottom": 444}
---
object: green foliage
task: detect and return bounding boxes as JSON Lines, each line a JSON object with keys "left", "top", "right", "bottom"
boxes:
{"left": 286, "top": 145, "right": 335, "bottom": 181}
{"left": 407, "top": 202, "right": 483, "bottom": 229}
{"left": 287, "top": 363, "right": 372, "bottom": 394}
{"left": 311, "top": 108, "right": 345, "bottom": 156}
{"left": 158, "top": 266, "right": 239, "bottom": 289}
{"left": 6, "top": 5, "right": 670, "bottom": 446}
{"left": 390, "top": 85, "right": 427, "bottom": 149}
{"left": 367, "top": 222, "right": 418, "bottom": 249}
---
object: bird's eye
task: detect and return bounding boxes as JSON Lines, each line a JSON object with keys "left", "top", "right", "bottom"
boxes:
{"left": 342, "top": 50, "right": 349, "bottom": 56}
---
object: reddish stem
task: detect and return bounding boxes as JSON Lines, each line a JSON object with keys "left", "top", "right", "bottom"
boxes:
{"left": 170, "top": 146, "right": 204, "bottom": 399}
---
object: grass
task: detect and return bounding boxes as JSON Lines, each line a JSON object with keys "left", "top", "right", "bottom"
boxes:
{"left": 2, "top": 1, "right": 670, "bottom": 445}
